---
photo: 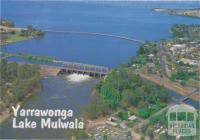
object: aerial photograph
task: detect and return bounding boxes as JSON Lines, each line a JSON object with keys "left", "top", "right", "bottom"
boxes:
{"left": 0, "top": 0, "right": 199, "bottom": 140}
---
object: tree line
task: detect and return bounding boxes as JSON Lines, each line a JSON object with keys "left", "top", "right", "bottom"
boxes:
{"left": 84, "top": 66, "right": 170, "bottom": 119}
{"left": 0, "top": 60, "right": 42, "bottom": 115}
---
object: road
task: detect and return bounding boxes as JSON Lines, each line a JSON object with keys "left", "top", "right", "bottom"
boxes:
{"left": 159, "top": 42, "right": 169, "bottom": 77}
{"left": 43, "top": 29, "right": 145, "bottom": 43}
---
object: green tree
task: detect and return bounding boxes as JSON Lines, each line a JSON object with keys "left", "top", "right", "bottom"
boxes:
{"left": 6, "top": 62, "right": 18, "bottom": 81}
{"left": 141, "top": 125, "right": 148, "bottom": 134}
{"left": 83, "top": 103, "right": 100, "bottom": 119}
{"left": 140, "top": 135, "right": 145, "bottom": 140}
{"left": 3, "top": 20, "right": 14, "bottom": 27}
{"left": 180, "top": 80, "right": 187, "bottom": 86}
{"left": 65, "top": 129, "right": 89, "bottom": 140}
{"left": 139, "top": 108, "right": 150, "bottom": 118}
{"left": 129, "top": 56, "right": 137, "bottom": 65}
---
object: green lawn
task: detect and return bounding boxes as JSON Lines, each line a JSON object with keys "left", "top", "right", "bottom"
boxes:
{"left": 6, "top": 33, "right": 29, "bottom": 43}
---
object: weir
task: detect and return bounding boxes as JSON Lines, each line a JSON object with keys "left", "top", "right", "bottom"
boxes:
{"left": 7, "top": 59, "right": 111, "bottom": 78}
{"left": 53, "top": 60, "right": 111, "bottom": 78}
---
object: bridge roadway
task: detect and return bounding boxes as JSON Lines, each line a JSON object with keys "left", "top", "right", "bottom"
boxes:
{"left": 0, "top": 26, "right": 144, "bottom": 43}
{"left": 179, "top": 88, "right": 199, "bottom": 102}
{"left": 43, "top": 29, "right": 144, "bottom": 43}
{"left": 171, "top": 88, "right": 199, "bottom": 104}
{"left": 7, "top": 59, "right": 111, "bottom": 77}
{"left": 1, "top": 52, "right": 110, "bottom": 77}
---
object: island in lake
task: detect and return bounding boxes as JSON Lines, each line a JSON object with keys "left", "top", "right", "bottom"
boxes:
{"left": 154, "top": 8, "right": 200, "bottom": 18}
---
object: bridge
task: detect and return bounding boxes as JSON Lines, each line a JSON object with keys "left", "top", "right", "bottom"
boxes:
{"left": 0, "top": 26, "right": 144, "bottom": 43}
{"left": 43, "top": 30, "right": 145, "bottom": 43}
{"left": 12, "top": 60, "right": 111, "bottom": 78}
{"left": 9, "top": 60, "right": 111, "bottom": 78}
{"left": 178, "top": 88, "right": 199, "bottom": 102}
{"left": 171, "top": 88, "right": 199, "bottom": 103}
{"left": 52, "top": 60, "right": 111, "bottom": 77}
{"left": 1, "top": 52, "right": 111, "bottom": 77}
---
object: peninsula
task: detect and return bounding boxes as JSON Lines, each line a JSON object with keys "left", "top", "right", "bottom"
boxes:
{"left": 0, "top": 19, "right": 44, "bottom": 45}
{"left": 153, "top": 8, "right": 200, "bottom": 18}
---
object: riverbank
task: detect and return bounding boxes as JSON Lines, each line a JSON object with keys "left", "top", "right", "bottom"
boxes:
{"left": 0, "top": 25, "right": 44, "bottom": 45}
{"left": 3, "top": 52, "right": 55, "bottom": 63}
{"left": 0, "top": 62, "right": 42, "bottom": 124}
{"left": 140, "top": 73, "right": 199, "bottom": 102}
{"left": 40, "top": 66, "right": 61, "bottom": 76}
{"left": 0, "top": 89, "right": 40, "bottom": 124}
{"left": 39, "top": 65, "right": 199, "bottom": 102}
{"left": 1, "top": 35, "right": 32, "bottom": 46}
{"left": 0, "top": 25, "right": 28, "bottom": 45}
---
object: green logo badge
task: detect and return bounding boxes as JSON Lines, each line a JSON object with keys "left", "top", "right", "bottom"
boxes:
{"left": 166, "top": 104, "right": 197, "bottom": 137}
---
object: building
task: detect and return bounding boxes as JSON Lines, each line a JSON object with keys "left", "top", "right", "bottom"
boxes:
{"left": 170, "top": 44, "right": 186, "bottom": 55}
{"left": 128, "top": 115, "right": 137, "bottom": 121}
{"left": 146, "top": 63, "right": 156, "bottom": 74}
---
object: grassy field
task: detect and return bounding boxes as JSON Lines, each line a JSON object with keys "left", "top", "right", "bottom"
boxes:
{"left": 6, "top": 33, "right": 30, "bottom": 43}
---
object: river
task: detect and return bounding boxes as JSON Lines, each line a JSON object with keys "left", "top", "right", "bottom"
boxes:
{"left": 1, "top": 1, "right": 199, "bottom": 139}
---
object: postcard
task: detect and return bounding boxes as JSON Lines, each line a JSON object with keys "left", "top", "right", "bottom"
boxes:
{"left": 0, "top": 0, "right": 199, "bottom": 139}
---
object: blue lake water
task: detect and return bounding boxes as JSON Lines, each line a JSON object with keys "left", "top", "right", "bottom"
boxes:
{"left": 1, "top": 1, "right": 200, "bottom": 139}
{"left": 2, "top": 1, "right": 200, "bottom": 67}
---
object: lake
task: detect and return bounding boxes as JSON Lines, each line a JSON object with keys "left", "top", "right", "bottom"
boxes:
{"left": 1, "top": 1, "right": 199, "bottom": 139}
{"left": 2, "top": 1, "right": 199, "bottom": 67}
